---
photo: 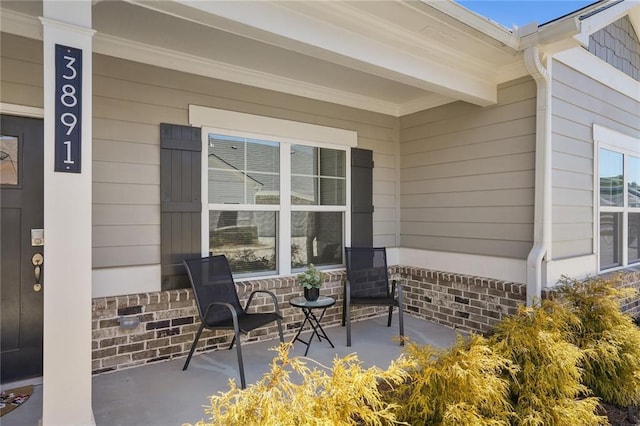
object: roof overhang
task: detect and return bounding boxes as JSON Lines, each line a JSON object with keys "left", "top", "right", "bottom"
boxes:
{"left": 1, "top": 0, "right": 529, "bottom": 117}
{"left": 519, "top": 0, "right": 640, "bottom": 57}
{"left": 11, "top": 1, "right": 634, "bottom": 117}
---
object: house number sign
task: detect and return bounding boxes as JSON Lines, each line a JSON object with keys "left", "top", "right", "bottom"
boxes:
{"left": 55, "top": 44, "right": 82, "bottom": 173}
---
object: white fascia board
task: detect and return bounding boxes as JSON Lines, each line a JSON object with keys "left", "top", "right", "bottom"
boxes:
{"left": 628, "top": 7, "right": 640, "bottom": 39}
{"left": 554, "top": 47, "right": 640, "bottom": 100}
{"left": 169, "top": 0, "right": 498, "bottom": 106}
{"left": 418, "top": 0, "right": 519, "bottom": 51}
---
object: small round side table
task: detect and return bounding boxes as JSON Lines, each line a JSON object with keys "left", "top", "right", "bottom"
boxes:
{"left": 289, "top": 295, "right": 336, "bottom": 356}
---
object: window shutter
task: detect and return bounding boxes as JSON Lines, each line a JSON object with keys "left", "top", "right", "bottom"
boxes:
{"left": 160, "top": 123, "right": 201, "bottom": 290}
{"left": 350, "top": 148, "right": 374, "bottom": 247}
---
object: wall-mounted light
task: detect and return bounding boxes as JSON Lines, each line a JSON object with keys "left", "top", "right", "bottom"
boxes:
{"left": 118, "top": 316, "right": 140, "bottom": 329}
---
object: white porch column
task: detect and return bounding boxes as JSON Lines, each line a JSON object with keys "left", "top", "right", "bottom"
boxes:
{"left": 40, "top": 1, "right": 94, "bottom": 424}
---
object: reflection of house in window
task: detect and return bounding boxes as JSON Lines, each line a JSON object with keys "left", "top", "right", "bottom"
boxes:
{"left": 217, "top": 211, "right": 238, "bottom": 228}
{"left": 0, "top": 136, "right": 19, "bottom": 185}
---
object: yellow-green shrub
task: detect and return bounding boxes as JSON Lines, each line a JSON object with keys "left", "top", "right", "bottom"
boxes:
{"left": 187, "top": 343, "right": 411, "bottom": 426}
{"left": 393, "top": 334, "right": 515, "bottom": 426}
{"left": 490, "top": 300, "right": 605, "bottom": 426}
{"left": 558, "top": 275, "right": 640, "bottom": 407}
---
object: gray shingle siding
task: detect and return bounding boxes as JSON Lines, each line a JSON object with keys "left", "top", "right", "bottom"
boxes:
{"left": 588, "top": 16, "right": 640, "bottom": 82}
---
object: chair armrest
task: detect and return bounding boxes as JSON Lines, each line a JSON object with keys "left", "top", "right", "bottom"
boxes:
{"left": 245, "top": 290, "right": 281, "bottom": 316}
{"left": 202, "top": 301, "right": 240, "bottom": 326}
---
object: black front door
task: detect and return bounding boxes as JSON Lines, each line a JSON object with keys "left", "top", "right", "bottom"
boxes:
{"left": 1, "top": 114, "right": 44, "bottom": 383}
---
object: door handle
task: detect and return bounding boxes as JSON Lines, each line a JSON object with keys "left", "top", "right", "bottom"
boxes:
{"left": 32, "top": 253, "right": 43, "bottom": 292}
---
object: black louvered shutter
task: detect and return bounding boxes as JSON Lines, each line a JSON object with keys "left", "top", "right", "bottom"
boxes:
{"left": 350, "top": 148, "right": 374, "bottom": 247}
{"left": 160, "top": 123, "right": 202, "bottom": 290}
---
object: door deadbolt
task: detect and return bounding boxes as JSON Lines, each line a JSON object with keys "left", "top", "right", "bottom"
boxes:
{"left": 32, "top": 253, "right": 43, "bottom": 266}
{"left": 32, "top": 253, "right": 43, "bottom": 292}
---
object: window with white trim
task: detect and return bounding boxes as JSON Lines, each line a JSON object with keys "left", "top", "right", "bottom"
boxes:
{"left": 596, "top": 125, "right": 640, "bottom": 271}
{"left": 194, "top": 106, "right": 355, "bottom": 278}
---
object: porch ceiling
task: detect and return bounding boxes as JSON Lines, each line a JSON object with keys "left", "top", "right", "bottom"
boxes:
{"left": 1, "top": 0, "right": 527, "bottom": 116}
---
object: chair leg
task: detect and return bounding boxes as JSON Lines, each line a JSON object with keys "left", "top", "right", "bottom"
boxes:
{"left": 387, "top": 305, "right": 393, "bottom": 327}
{"left": 346, "top": 305, "right": 352, "bottom": 347}
{"left": 341, "top": 296, "right": 346, "bottom": 327}
{"left": 398, "top": 287, "right": 405, "bottom": 346}
{"left": 183, "top": 323, "right": 205, "bottom": 371}
{"left": 233, "top": 329, "right": 246, "bottom": 389}
{"left": 276, "top": 317, "right": 284, "bottom": 343}
{"left": 398, "top": 306, "right": 405, "bottom": 346}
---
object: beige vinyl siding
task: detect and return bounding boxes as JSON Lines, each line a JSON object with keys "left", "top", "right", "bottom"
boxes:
{"left": 0, "top": 33, "right": 398, "bottom": 270}
{"left": 550, "top": 59, "right": 640, "bottom": 259}
{"left": 399, "top": 77, "right": 536, "bottom": 259}
{"left": 0, "top": 33, "right": 43, "bottom": 108}
{"left": 91, "top": 53, "right": 398, "bottom": 268}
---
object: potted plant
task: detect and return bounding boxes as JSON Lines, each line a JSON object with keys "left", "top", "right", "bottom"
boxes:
{"left": 297, "top": 263, "right": 327, "bottom": 301}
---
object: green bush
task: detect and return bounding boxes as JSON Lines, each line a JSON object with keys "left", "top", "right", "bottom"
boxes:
{"left": 393, "top": 334, "right": 514, "bottom": 426}
{"left": 557, "top": 275, "right": 640, "bottom": 407}
{"left": 489, "top": 300, "right": 605, "bottom": 426}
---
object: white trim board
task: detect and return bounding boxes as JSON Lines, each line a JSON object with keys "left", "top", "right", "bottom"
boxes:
{"left": 545, "top": 254, "right": 598, "bottom": 287}
{"left": 394, "top": 247, "right": 527, "bottom": 284}
{"left": 92, "top": 265, "right": 161, "bottom": 298}
{"left": 190, "top": 105, "right": 358, "bottom": 147}
{"left": 0, "top": 103, "right": 44, "bottom": 118}
{"left": 554, "top": 47, "right": 640, "bottom": 100}
{"left": 594, "top": 124, "right": 640, "bottom": 154}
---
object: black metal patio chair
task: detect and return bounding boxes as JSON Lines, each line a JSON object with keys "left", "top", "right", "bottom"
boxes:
{"left": 342, "top": 247, "right": 404, "bottom": 347}
{"left": 182, "top": 255, "right": 284, "bottom": 388}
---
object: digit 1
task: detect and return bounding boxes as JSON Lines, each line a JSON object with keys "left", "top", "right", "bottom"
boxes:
{"left": 63, "top": 140, "right": 75, "bottom": 164}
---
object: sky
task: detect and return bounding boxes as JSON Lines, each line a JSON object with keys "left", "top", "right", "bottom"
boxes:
{"left": 456, "top": 1, "right": 598, "bottom": 29}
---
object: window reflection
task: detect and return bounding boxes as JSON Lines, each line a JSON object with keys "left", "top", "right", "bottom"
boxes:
{"left": 600, "top": 149, "right": 623, "bottom": 207}
{"left": 628, "top": 156, "right": 640, "bottom": 208}
{"left": 291, "top": 211, "right": 343, "bottom": 268}
{"left": 629, "top": 213, "right": 640, "bottom": 264}
{"left": 600, "top": 212, "right": 622, "bottom": 269}
{"left": 209, "top": 211, "right": 277, "bottom": 275}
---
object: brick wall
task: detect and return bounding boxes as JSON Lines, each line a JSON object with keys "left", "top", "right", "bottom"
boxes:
{"left": 91, "top": 271, "right": 389, "bottom": 374}
{"left": 611, "top": 269, "right": 640, "bottom": 316}
{"left": 542, "top": 268, "right": 640, "bottom": 317}
{"left": 92, "top": 266, "right": 531, "bottom": 374}
{"left": 394, "top": 266, "right": 527, "bottom": 335}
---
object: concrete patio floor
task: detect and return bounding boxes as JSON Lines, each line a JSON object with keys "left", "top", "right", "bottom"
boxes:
{"left": 2, "top": 315, "right": 462, "bottom": 426}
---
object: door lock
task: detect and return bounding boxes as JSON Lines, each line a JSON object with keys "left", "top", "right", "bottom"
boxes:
{"left": 32, "top": 253, "right": 43, "bottom": 292}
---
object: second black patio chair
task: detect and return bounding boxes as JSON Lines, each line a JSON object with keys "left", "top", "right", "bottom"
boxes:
{"left": 342, "top": 247, "right": 404, "bottom": 347}
{"left": 182, "top": 255, "right": 284, "bottom": 388}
